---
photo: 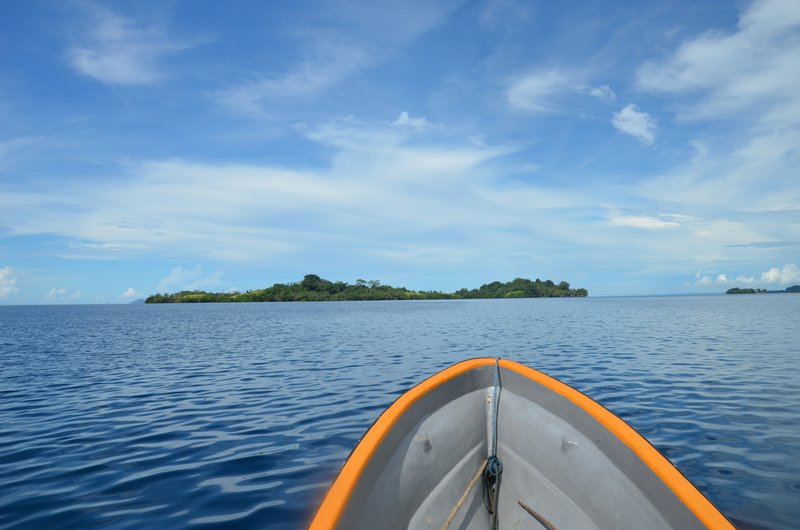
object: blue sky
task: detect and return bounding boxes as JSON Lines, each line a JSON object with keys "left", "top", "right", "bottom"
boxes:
{"left": 1, "top": 0, "right": 799, "bottom": 303}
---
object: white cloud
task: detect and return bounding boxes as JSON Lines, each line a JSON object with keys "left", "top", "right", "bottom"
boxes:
{"left": 157, "top": 265, "right": 226, "bottom": 293}
{"left": 636, "top": 0, "right": 800, "bottom": 123}
{"left": 507, "top": 70, "right": 576, "bottom": 112}
{"left": 694, "top": 272, "right": 757, "bottom": 287}
{"left": 608, "top": 212, "right": 680, "bottom": 229}
{"left": 300, "top": 117, "right": 509, "bottom": 173}
{"left": 761, "top": 263, "right": 800, "bottom": 284}
{"left": 612, "top": 104, "right": 657, "bottom": 145}
{"left": 47, "top": 287, "right": 67, "bottom": 300}
{"left": 695, "top": 275, "right": 712, "bottom": 287}
{"left": 589, "top": 85, "right": 616, "bottom": 101}
{"left": 0, "top": 267, "right": 19, "bottom": 298}
{"left": 68, "top": 5, "right": 193, "bottom": 85}
{"left": 695, "top": 264, "right": 799, "bottom": 288}
{"left": 122, "top": 287, "right": 139, "bottom": 298}
{"left": 507, "top": 73, "right": 617, "bottom": 112}
{"left": 46, "top": 287, "right": 81, "bottom": 301}
{"left": 393, "top": 111, "right": 428, "bottom": 128}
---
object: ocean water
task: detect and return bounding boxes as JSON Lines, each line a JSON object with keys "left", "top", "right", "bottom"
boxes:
{"left": 1, "top": 295, "right": 798, "bottom": 529}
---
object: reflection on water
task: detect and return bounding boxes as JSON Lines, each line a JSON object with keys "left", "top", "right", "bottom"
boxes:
{"left": 1, "top": 295, "right": 798, "bottom": 529}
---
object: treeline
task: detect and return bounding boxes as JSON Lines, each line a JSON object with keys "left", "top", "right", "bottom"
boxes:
{"left": 726, "top": 285, "right": 800, "bottom": 295}
{"left": 145, "top": 274, "right": 588, "bottom": 303}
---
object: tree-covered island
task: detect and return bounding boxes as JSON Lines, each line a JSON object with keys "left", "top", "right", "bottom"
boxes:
{"left": 726, "top": 285, "right": 800, "bottom": 295}
{"left": 145, "top": 274, "right": 588, "bottom": 303}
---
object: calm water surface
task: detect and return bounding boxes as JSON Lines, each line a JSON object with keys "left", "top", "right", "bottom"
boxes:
{"left": 1, "top": 296, "right": 799, "bottom": 529}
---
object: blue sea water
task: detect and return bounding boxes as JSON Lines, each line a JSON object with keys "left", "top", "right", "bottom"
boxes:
{"left": 1, "top": 295, "right": 799, "bottom": 529}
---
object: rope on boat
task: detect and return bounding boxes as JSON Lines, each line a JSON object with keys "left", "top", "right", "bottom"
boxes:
{"left": 440, "top": 358, "right": 505, "bottom": 530}
{"left": 483, "top": 357, "right": 503, "bottom": 530}
{"left": 440, "top": 460, "right": 487, "bottom": 530}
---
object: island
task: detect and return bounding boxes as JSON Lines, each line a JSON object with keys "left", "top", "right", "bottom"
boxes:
{"left": 726, "top": 285, "right": 800, "bottom": 294}
{"left": 145, "top": 274, "right": 588, "bottom": 303}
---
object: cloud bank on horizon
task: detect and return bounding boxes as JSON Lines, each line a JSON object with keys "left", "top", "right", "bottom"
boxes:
{"left": 0, "top": 0, "right": 798, "bottom": 303}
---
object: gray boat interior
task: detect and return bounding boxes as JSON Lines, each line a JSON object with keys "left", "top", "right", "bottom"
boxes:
{"left": 335, "top": 363, "right": 708, "bottom": 530}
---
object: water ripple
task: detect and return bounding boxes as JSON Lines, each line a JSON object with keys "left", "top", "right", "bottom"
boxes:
{"left": 1, "top": 296, "right": 798, "bottom": 529}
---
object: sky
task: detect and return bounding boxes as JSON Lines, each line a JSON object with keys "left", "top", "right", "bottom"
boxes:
{"left": 1, "top": 0, "right": 799, "bottom": 303}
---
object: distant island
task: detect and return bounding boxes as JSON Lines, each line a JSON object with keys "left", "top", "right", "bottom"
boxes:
{"left": 726, "top": 285, "right": 800, "bottom": 295}
{"left": 145, "top": 274, "right": 588, "bottom": 303}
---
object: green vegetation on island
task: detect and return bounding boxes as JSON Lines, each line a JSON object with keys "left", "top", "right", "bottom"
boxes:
{"left": 145, "top": 274, "right": 589, "bottom": 303}
{"left": 726, "top": 285, "right": 800, "bottom": 295}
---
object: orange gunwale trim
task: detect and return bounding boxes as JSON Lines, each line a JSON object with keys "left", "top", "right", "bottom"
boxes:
{"left": 308, "top": 358, "right": 734, "bottom": 529}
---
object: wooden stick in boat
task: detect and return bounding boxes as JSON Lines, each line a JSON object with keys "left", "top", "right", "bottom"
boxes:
{"left": 517, "top": 500, "right": 558, "bottom": 530}
{"left": 440, "top": 460, "right": 488, "bottom": 530}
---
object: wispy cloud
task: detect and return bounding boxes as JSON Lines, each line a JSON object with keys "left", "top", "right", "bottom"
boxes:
{"left": 157, "top": 265, "right": 228, "bottom": 293}
{"left": 478, "top": 0, "right": 533, "bottom": 27}
{"left": 2, "top": 108, "right": 786, "bottom": 288}
{"left": 637, "top": 0, "right": 800, "bottom": 123}
{"left": 630, "top": 0, "right": 800, "bottom": 218}
{"left": 608, "top": 211, "right": 679, "bottom": 229}
{"left": 217, "top": 1, "right": 459, "bottom": 115}
{"left": 612, "top": 104, "right": 657, "bottom": 145}
{"left": 636, "top": 129, "right": 800, "bottom": 212}
{"left": 121, "top": 287, "right": 139, "bottom": 298}
{"left": 0, "top": 136, "right": 40, "bottom": 162}
{"left": 217, "top": 39, "right": 368, "bottom": 113}
{"left": 0, "top": 94, "right": 792, "bottom": 300}
{"left": 0, "top": 115, "right": 598, "bottom": 267}
{"left": 0, "top": 267, "right": 19, "bottom": 299}
{"left": 724, "top": 241, "right": 800, "bottom": 249}
{"left": 68, "top": 4, "right": 195, "bottom": 85}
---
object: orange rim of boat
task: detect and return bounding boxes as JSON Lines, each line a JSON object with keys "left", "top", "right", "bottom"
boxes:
{"left": 309, "top": 358, "right": 734, "bottom": 529}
